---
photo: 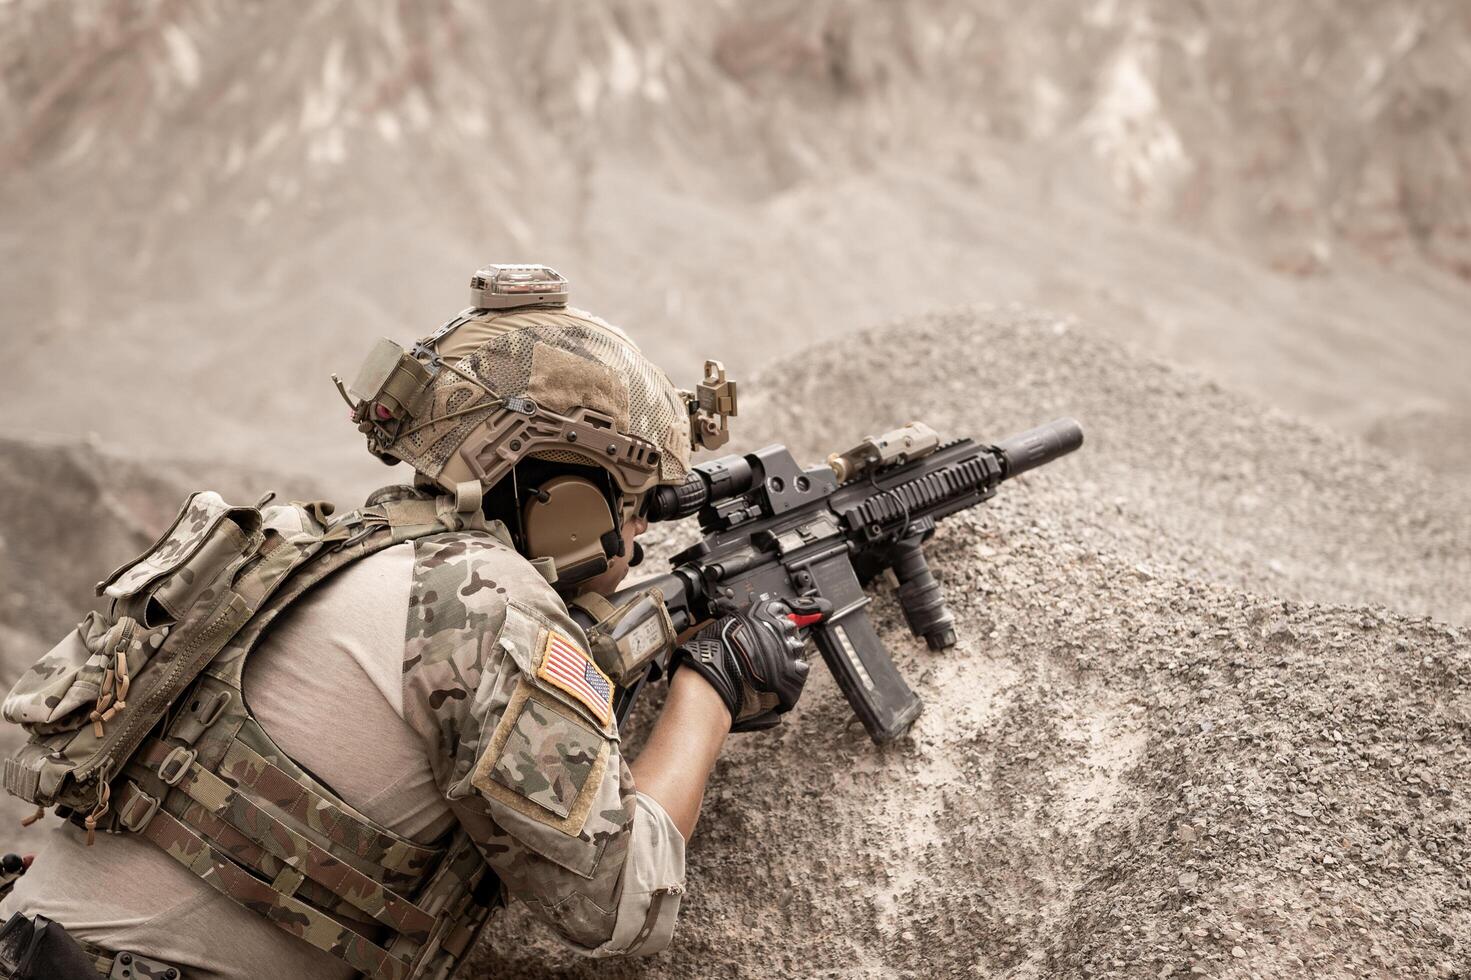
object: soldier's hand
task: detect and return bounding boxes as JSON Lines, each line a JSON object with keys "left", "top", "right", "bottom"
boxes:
{"left": 673, "top": 598, "right": 826, "bottom": 732}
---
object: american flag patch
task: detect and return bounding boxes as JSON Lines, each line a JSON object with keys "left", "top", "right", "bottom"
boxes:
{"left": 536, "top": 629, "right": 613, "bottom": 726}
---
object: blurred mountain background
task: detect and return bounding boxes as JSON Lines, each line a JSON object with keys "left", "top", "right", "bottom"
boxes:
{"left": 3, "top": 0, "right": 1470, "bottom": 490}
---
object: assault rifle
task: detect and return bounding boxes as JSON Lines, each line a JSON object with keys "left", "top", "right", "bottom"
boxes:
{"left": 595, "top": 418, "right": 1083, "bottom": 743}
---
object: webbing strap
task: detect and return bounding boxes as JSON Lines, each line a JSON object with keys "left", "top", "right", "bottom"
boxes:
{"left": 115, "top": 782, "right": 409, "bottom": 980}
{"left": 570, "top": 591, "right": 618, "bottom": 623}
{"left": 231, "top": 530, "right": 318, "bottom": 608}
{"left": 217, "top": 736, "right": 437, "bottom": 878}
{"left": 140, "top": 752, "right": 437, "bottom": 943}
{"left": 166, "top": 793, "right": 376, "bottom": 924}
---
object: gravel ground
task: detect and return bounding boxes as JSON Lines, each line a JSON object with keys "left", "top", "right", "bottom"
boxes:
{"left": 476, "top": 308, "right": 1470, "bottom": 978}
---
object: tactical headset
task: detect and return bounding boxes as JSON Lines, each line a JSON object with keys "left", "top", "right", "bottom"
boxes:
{"left": 514, "top": 459, "right": 641, "bottom": 579}
{"left": 486, "top": 457, "right": 646, "bottom": 589}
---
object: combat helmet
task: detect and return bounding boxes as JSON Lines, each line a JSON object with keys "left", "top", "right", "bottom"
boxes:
{"left": 335, "top": 263, "right": 737, "bottom": 587}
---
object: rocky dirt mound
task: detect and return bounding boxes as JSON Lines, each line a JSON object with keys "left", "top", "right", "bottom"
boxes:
{"left": 476, "top": 309, "right": 1470, "bottom": 978}
{"left": 0, "top": 310, "right": 1464, "bottom": 977}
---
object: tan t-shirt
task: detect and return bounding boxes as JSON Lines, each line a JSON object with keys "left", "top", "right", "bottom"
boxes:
{"left": 1, "top": 539, "right": 685, "bottom": 978}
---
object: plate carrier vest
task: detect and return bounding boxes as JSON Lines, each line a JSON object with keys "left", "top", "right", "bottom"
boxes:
{"left": 2, "top": 485, "right": 505, "bottom": 980}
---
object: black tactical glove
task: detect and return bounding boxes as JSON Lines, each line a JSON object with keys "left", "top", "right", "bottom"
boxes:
{"left": 673, "top": 597, "right": 828, "bottom": 732}
{"left": 0, "top": 854, "right": 28, "bottom": 902}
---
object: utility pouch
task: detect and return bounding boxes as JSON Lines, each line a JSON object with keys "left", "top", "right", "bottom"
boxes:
{"left": 578, "top": 590, "right": 676, "bottom": 686}
{"left": 348, "top": 338, "right": 434, "bottom": 421}
{"left": 1, "top": 492, "right": 269, "bottom": 813}
{"left": 0, "top": 913, "right": 97, "bottom": 980}
{"left": 4, "top": 493, "right": 260, "bottom": 737}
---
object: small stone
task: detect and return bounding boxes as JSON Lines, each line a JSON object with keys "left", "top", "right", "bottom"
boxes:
{"left": 1232, "top": 946, "right": 1246, "bottom": 959}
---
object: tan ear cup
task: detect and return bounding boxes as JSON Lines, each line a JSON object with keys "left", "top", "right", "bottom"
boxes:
{"left": 521, "top": 476, "right": 617, "bottom": 586}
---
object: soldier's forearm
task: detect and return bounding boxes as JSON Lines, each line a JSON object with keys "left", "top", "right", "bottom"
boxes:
{"left": 629, "top": 669, "right": 730, "bottom": 839}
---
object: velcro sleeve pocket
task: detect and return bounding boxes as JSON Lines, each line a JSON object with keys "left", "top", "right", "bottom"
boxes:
{"left": 501, "top": 600, "right": 618, "bottom": 737}
{"left": 472, "top": 679, "right": 616, "bottom": 878}
{"left": 490, "top": 693, "right": 603, "bottom": 818}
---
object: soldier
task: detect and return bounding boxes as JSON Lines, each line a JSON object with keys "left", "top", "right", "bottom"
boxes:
{"left": 0, "top": 265, "right": 810, "bottom": 979}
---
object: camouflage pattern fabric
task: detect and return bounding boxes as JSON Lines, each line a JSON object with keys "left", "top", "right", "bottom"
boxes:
{"left": 96, "top": 490, "right": 248, "bottom": 598}
{"left": 380, "top": 306, "right": 694, "bottom": 488}
{"left": 402, "top": 529, "right": 686, "bottom": 954}
{"left": 384, "top": 829, "right": 497, "bottom": 980}
{"left": 1, "top": 612, "right": 116, "bottom": 728}
{"left": 116, "top": 781, "right": 411, "bottom": 980}
{"left": 215, "top": 733, "right": 439, "bottom": 881}
{"left": 100, "top": 491, "right": 485, "bottom": 979}
{"left": 0, "top": 488, "right": 278, "bottom": 831}
{"left": 129, "top": 741, "right": 437, "bottom": 944}
{"left": 488, "top": 695, "right": 604, "bottom": 818}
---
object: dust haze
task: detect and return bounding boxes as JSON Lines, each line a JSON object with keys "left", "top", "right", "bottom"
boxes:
{"left": 1, "top": 3, "right": 1468, "bottom": 978}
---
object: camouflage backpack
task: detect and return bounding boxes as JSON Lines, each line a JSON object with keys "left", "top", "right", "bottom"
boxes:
{"left": 2, "top": 485, "right": 503, "bottom": 980}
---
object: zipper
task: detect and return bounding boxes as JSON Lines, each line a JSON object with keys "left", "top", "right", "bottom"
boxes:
{"left": 74, "top": 522, "right": 361, "bottom": 787}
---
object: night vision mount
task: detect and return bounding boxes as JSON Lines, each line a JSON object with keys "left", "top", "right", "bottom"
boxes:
{"left": 683, "top": 360, "right": 738, "bottom": 452}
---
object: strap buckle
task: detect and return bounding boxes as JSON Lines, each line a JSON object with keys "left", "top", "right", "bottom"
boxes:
{"left": 118, "top": 787, "right": 159, "bottom": 833}
{"left": 109, "top": 949, "right": 181, "bottom": 979}
{"left": 157, "top": 746, "right": 197, "bottom": 787}
{"left": 172, "top": 690, "right": 231, "bottom": 747}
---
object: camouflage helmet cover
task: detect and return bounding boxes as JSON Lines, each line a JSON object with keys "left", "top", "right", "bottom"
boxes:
{"left": 337, "top": 265, "right": 737, "bottom": 504}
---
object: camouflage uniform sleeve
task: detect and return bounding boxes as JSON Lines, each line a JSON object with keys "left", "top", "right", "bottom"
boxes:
{"left": 402, "top": 532, "right": 686, "bottom": 955}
